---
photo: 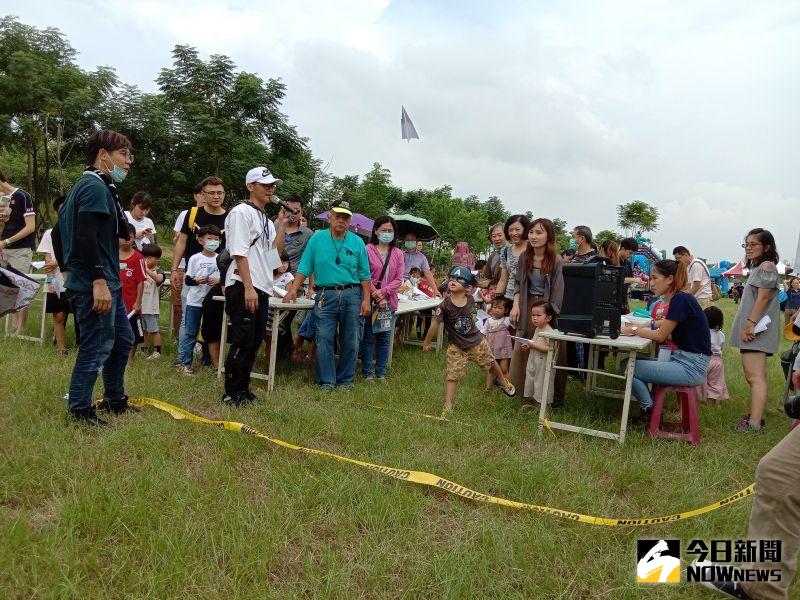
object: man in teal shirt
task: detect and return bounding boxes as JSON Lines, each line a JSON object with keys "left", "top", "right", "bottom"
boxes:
{"left": 286, "top": 199, "right": 371, "bottom": 389}
{"left": 59, "top": 129, "right": 136, "bottom": 425}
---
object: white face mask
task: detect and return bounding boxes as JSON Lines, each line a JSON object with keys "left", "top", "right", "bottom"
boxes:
{"left": 204, "top": 240, "right": 220, "bottom": 252}
{"left": 410, "top": 277, "right": 420, "bottom": 286}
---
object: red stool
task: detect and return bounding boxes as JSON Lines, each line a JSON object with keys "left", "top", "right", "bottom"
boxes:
{"left": 648, "top": 385, "right": 700, "bottom": 446}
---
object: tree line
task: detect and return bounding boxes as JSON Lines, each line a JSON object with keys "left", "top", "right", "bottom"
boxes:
{"left": 0, "top": 16, "right": 659, "bottom": 267}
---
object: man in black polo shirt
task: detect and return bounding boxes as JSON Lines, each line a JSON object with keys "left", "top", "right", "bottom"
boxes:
{"left": 171, "top": 176, "right": 228, "bottom": 366}
{"left": 569, "top": 225, "right": 597, "bottom": 264}
{"left": 0, "top": 169, "right": 37, "bottom": 335}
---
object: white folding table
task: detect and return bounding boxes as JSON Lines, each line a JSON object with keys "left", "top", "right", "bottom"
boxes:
{"left": 536, "top": 330, "right": 652, "bottom": 444}
{"left": 215, "top": 295, "right": 444, "bottom": 392}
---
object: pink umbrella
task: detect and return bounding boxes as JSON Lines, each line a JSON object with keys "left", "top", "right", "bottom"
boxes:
{"left": 315, "top": 211, "right": 375, "bottom": 237}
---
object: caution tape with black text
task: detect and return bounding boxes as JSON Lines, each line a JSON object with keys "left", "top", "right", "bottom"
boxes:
{"left": 131, "top": 397, "right": 755, "bottom": 526}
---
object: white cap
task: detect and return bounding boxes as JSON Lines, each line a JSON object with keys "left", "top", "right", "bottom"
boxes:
{"left": 245, "top": 166, "right": 282, "bottom": 186}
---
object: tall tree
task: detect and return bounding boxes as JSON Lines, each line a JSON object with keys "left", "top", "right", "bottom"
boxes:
{"left": 617, "top": 200, "right": 659, "bottom": 238}
{"left": 0, "top": 16, "right": 116, "bottom": 228}
{"left": 155, "top": 45, "right": 313, "bottom": 209}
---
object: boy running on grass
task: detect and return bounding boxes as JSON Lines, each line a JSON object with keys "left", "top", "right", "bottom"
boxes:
{"left": 424, "top": 266, "right": 515, "bottom": 419}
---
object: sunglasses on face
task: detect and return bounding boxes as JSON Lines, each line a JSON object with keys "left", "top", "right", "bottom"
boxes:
{"left": 449, "top": 276, "right": 469, "bottom": 285}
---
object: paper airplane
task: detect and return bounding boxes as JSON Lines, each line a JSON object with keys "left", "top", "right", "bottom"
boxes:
{"left": 401, "top": 106, "right": 419, "bottom": 142}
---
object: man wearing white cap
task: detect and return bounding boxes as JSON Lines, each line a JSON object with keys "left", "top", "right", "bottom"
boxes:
{"left": 220, "top": 166, "right": 287, "bottom": 406}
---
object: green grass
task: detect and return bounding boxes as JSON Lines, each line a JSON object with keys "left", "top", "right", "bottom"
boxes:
{"left": 1, "top": 299, "right": 796, "bottom": 598}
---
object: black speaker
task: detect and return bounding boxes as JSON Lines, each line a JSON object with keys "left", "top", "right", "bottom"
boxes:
{"left": 558, "top": 262, "right": 625, "bottom": 338}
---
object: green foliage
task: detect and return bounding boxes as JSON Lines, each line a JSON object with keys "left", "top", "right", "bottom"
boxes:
{"left": 616, "top": 200, "right": 659, "bottom": 237}
{"left": 595, "top": 229, "right": 623, "bottom": 244}
{"left": 553, "top": 218, "right": 571, "bottom": 252}
{"left": 0, "top": 16, "right": 118, "bottom": 226}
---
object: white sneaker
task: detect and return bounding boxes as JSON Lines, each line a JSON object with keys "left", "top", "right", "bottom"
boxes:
{"left": 146, "top": 351, "right": 161, "bottom": 360}
{"left": 193, "top": 343, "right": 202, "bottom": 356}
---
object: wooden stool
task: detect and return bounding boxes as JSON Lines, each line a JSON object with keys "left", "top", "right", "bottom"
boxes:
{"left": 648, "top": 385, "right": 700, "bottom": 446}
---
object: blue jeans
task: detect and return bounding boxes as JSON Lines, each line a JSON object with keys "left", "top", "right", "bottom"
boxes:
{"left": 361, "top": 314, "right": 393, "bottom": 378}
{"left": 314, "top": 286, "right": 364, "bottom": 386}
{"left": 626, "top": 350, "right": 710, "bottom": 409}
{"left": 178, "top": 284, "right": 211, "bottom": 366}
{"left": 66, "top": 288, "right": 134, "bottom": 411}
{"left": 179, "top": 305, "right": 203, "bottom": 366}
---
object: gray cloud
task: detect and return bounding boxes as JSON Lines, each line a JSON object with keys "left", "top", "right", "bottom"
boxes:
{"left": 6, "top": 0, "right": 799, "bottom": 262}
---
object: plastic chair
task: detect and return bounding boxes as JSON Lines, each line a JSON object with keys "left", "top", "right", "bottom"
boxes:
{"left": 648, "top": 385, "right": 700, "bottom": 446}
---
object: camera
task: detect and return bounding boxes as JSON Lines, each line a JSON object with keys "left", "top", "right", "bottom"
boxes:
{"left": 785, "top": 395, "right": 800, "bottom": 420}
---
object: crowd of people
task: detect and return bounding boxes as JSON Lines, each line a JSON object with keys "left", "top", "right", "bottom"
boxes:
{"left": 0, "top": 131, "right": 796, "bottom": 433}
{"left": 2, "top": 129, "right": 800, "bottom": 599}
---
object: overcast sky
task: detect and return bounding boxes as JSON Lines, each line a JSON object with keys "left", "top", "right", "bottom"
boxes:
{"left": 8, "top": 0, "right": 799, "bottom": 262}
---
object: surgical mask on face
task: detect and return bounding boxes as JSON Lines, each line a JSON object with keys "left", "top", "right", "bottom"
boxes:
{"left": 103, "top": 156, "right": 128, "bottom": 183}
{"left": 404, "top": 241, "right": 416, "bottom": 250}
{"left": 410, "top": 277, "right": 420, "bottom": 286}
{"left": 204, "top": 240, "right": 220, "bottom": 252}
{"left": 378, "top": 232, "right": 394, "bottom": 244}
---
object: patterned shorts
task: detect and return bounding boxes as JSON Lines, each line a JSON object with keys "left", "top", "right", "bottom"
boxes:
{"left": 446, "top": 338, "right": 496, "bottom": 381}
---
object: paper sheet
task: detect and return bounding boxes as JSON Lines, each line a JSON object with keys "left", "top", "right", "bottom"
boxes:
{"left": 753, "top": 315, "right": 771, "bottom": 334}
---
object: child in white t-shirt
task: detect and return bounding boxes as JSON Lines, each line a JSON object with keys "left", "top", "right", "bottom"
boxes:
{"left": 178, "top": 225, "right": 220, "bottom": 374}
{"left": 140, "top": 244, "right": 166, "bottom": 359}
{"left": 124, "top": 192, "right": 156, "bottom": 250}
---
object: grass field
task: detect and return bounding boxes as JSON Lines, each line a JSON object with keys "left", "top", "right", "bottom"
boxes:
{"left": 1, "top": 297, "right": 797, "bottom": 598}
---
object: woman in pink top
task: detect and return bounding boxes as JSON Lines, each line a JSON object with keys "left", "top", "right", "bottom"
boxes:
{"left": 361, "top": 215, "right": 405, "bottom": 380}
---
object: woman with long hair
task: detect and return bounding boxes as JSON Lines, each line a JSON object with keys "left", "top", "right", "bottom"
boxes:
{"left": 495, "top": 214, "right": 530, "bottom": 305}
{"left": 124, "top": 191, "right": 156, "bottom": 250}
{"left": 729, "top": 228, "right": 781, "bottom": 433}
{"left": 361, "top": 215, "right": 405, "bottom": 381}
{"left": 620, "top": 259, "right": 711, "bottom": 426}
{"left": 598, "top": 239, "right": 620, "bottom": 266}
{"left": 508, "top": 218, "right": 565, "bottom": 403}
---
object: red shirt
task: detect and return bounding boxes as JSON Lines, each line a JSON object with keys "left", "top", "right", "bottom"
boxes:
{"left": 119, "top": 250, "right": 147, "bottom": 313}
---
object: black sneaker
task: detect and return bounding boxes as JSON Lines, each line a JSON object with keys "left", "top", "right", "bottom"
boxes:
{"left": 244, "top": 389, "right": 260, "bottom": 403}
{"left": 220, "top": 392, "right": 250, "bottom": 408}
{"left": 96, "top": 395, "right": 139, "bottom": 415}
{"left": 633, "top": 407, "right": 652, "bottom": 428}
{"left": 693, "top": 562, "right": 753, "bottom": 598}
{"left": 69, "top": 406, "right": 109, "bottom": 427}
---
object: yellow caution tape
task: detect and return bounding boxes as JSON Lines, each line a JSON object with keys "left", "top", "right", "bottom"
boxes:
{"left": 131, "top": 397, "right": 755, "bottom": 526}
{"left": 539, "top": 416, "right": 556, "bottom": 437}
